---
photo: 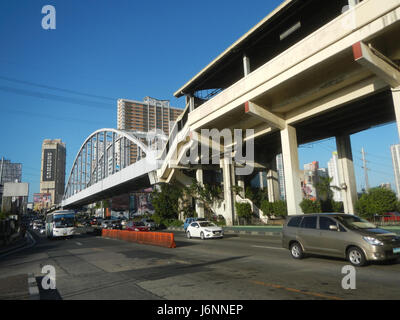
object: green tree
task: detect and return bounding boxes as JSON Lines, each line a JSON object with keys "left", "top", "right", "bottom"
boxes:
{"left": 300, "top": 199, "right": 322, "bottom": 214}
{"left": 273, "top": 200, "right": 288, "bottom": 216}
{"left": 187, "top": 179, "right": 222, "bottom": 219}
{"left": 355, "top": 187, "right": 397, "bottom": 219}
{"left": 152, "top": 183, "right": 182, "bottom": 222}
{"left": 260, "top": 200, "right": 273, "bottom": 216}
{"left": 260, "top": 200, "right": 287, "bottom": 217}
{"left": 235, "top": 202, "right": 252, "bottom": 223}
{"left": 315, "top": 176, "right": 334, "bottom": 202}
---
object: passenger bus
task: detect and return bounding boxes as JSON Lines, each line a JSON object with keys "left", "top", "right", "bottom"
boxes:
{"left": 46, "top": 210, "right": 75, "bottom": 238}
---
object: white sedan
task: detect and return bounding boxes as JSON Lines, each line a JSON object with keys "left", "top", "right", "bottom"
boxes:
{"left": 186, "top": 221, "right": 224, "bottom": 240}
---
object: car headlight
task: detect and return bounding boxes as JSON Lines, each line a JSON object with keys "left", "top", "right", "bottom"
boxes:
{"left": 363, "top": 236, "right": 384, "bottom": 246}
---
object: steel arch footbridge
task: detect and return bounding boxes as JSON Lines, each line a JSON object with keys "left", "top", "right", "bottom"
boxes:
{"left": 62, "top": 128, "right": 166, "bottom": 208}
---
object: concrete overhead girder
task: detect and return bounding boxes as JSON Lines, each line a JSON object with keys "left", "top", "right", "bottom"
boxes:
{"left": 245, "top": 101, "right": 286, "bottom": 130}
{"left": 353, "top": 41, "right": 400, "bottom": 89}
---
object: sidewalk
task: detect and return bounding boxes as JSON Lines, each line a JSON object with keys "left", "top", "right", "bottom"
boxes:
{"left": 0, "top": 274, "right": 30, "bottom": 300}
{"left": 0, "top": 233, "right": 28, "bottom": 256}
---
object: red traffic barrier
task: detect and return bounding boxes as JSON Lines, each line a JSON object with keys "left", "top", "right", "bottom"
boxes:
{"left": 102, "top": 229, "right": 176, "bottom": 248}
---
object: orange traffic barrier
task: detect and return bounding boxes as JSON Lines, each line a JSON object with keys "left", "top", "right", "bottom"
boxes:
{"left": 101, "top": 229, "right": 176, "bottom": 248}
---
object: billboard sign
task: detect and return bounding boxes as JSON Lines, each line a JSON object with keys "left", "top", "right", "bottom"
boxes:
{"left": 33, "top": 193, "right": 52, "bottom": 210}
{"left": 43, "top": 149, "right": 56, "bottom": 181}
{"left": 3, "top": 182, "right": 29, "bottom": 197}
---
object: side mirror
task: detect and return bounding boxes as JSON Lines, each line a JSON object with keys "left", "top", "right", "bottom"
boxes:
{"left": 329, "top": 225, "right": 339, "bottom": 231}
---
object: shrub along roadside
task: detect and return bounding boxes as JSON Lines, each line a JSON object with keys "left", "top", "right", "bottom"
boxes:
{"left": 355, "top": 187, "right": 398, "bottom": 219}
{"left": 260, "top": 200, "right": 288, "bottom": 217}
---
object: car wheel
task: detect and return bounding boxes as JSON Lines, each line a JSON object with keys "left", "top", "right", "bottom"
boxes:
{"left": 186, "top": 231, "right": 191, "bottom": 239}
{"left": 290, "top": 242, "right": 304, "bottom": 259}
{"left": 347, "top": 246, "right": 367, "bottom": 267}
{"left": 200, "top": 232, "right": 205, "bottom": 240}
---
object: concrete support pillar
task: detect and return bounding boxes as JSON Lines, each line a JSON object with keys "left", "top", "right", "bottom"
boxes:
{"left": 348, "top": 0, "right": 360, "bottom": 8}
{"left": 186, "top": 94, "right": 195, "bottom": 112}
{"left": 243, "top": 54, "right": 251, "bottom": 77}
{"left": 280, "top": 125, "right": 302, "bottom": 215}
{"left": 237, "top": 176, "right": 245, "bottom": 198}
{"left": 221, "top": 158, "right": 235, "bottom": 226}
{"left": 259, "top": 172, "right": 264, "bottom": 189}
{"left": 336, "top": 135, "right": 358, "bottom": 214}
{"left": 267, "top": 158, "right": 280, "bottom": 203}
{"left": 195, "top": 169, "right": 205, "bottom": 218}
{"left": 392, "top": 87, "right": 400, "bottom": 142}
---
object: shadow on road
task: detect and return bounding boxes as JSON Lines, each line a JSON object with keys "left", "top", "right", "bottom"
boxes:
{"left": 36, "top": 276, "right": 63, "bottom": 300}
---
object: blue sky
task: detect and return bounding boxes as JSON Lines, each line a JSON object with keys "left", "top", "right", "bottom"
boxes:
{"left": 0, "top": 0, "right": 398, "bottom": 201}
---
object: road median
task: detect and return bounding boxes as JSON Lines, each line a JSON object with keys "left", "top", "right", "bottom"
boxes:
{"left": 102, "top": 229, "right": 176, "bottom": 248}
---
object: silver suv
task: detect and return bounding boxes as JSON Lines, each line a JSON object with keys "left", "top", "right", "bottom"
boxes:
{"left": 282, "top": 213, "right": 400, "bottom": 266}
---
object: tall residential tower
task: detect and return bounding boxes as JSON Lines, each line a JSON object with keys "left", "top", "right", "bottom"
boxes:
{"left": 117, "top": 97, "right": 182, "bottom": 164}
{"left": 40, "top": 139, "right": 66, "bottom": 206}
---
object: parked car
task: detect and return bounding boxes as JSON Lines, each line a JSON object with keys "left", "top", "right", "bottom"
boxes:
{"left": 383, "top": 212, "right": 400, "bottom": 222}
{"left": 186, "top": 221, "right": 224, "bottom": 240}
{"left": 110, "top": 219, "right": 122, "bottom": 230}
{"left": 39, "top": 226, "right": 46, "bottom": 235}
{"left": 101, "top": 220, "right": 113, "bottom": 229}
{"left": 183, "top": 217, "right": 207, "bottom": 231}
{"left": 33, "top": 220, "right": 44, "bottom": 230}
{"left": 141, "top": 218, "right": 156, "bottom": 230}
{"left": 90, "top": 217, "right": 103, "bottom": 226}
{"left": 282, "top": 213, "right": 400, "bottom": 267}
{"left": 126, "top": 221, "right": 150, "bottom": 232}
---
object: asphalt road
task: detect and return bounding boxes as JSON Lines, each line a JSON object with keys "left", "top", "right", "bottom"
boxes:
{"left": 0, "top": 228, "right": 399, "bottom": 300}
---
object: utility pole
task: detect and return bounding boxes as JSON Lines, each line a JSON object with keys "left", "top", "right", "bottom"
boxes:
{"left": 361, "top": 148, "right": 370, "bottom": 192}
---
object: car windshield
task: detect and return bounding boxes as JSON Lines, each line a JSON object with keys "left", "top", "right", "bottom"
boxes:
{"left": 54, "top": 214, "right": 74, "bottom": 228}
{"left": 335, "top": 215, "right": 376, "bottom": 230}
{"left": 135, "top": 222, "right": 145, "bottom": 226}
{"left": 199, "top": 222, "right": 216, "bottom": 227}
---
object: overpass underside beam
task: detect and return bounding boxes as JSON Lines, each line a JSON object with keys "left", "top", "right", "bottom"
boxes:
{"left": 353, "top": 41, "right": 400, "bottom": 142}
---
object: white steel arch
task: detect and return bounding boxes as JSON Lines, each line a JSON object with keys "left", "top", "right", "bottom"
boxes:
{"left": 63, "top": 128, "right": 165, "bottom": 202}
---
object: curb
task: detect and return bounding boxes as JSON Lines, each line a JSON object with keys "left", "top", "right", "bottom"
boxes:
{"left": 27, "top": 273, "right": 40, "bottom": 300}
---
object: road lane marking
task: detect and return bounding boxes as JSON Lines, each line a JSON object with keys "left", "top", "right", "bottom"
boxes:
{"left": 250, "top": 280, "right": 343, "bottom": 300}
{"left": 75, "top": 242, "right": 82, "bottom": 246}
{"left": 251, "top": 245, "right": 284, "bottom": 250}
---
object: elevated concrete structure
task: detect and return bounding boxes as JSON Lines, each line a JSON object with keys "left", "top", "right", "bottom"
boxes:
{"left": 162, "top": 0, "right": 400, "bottom": 222}
{"left": 63, "top": 0, "right": 400, "bottom": 225}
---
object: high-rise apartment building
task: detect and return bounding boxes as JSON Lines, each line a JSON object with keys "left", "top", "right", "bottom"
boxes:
{"left": 117, "top": 97, "right": 182, "bottom": 163}
{"left": 0, "top": 157, "right": 23, "bottom": 209}
{"left": 327, "top": 151, "right": 343, "bottom": 202}
{"left": 391, "top": 144, "right": 400, "bottom": 199}
{"left": 0, "top": 158, "right": 22, "bottom": 184}
{"left": 40, "top": 139, "right": 66, "bottom": 206}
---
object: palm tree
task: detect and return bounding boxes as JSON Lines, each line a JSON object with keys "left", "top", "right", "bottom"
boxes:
{"left": 315, "top": 176, "right": 334, "bottom": 202}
